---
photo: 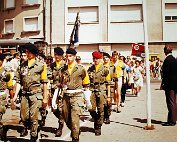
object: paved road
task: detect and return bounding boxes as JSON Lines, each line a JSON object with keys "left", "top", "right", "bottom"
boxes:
{"left": 2, "top": 82, "right": 177, "bottom": 142}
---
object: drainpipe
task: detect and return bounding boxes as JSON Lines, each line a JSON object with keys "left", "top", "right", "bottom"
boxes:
{"left": 43, "top": 0, "right": 47, "bottom": 54}
{"left": 43, "top": 0, "right": 46, "bottom": 41}
{"left": 50, "top": 0, "right": 52, "bottom": 55}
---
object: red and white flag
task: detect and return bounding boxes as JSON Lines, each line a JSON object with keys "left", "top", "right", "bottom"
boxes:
{"left": 131, "top": 43, "right": 145, "bottom": 57}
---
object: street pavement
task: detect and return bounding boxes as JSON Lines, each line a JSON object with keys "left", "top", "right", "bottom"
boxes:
{"left": 1, "top": 81, "right": 177, "bottom": 142}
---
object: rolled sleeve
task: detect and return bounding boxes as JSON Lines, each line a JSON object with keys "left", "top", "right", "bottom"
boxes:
{"left": 82, "top": 71, "right": 90, "bottom": 85}
{"left": 41, "top": 63, "right": 48, "bottom": 83}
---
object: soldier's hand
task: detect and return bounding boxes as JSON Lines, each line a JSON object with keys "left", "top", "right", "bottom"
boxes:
{"left": 52, "top": 99, "right": 57, "bottom": 110}
{"left": 10, "top": 99, "right": 16, "bottom": 110}
{"left": 42, "top": 98, "right": 48, "bottom": 108}
{"left": 160, "top": 83, "right": 165, "bottom": 90}
{"left": 107, "top": 98, "right": 111, "bottom": 105}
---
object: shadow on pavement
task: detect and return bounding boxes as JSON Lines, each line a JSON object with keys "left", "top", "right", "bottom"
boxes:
{"left": 111, "top": 121, "right": 144, "bottom": 129}
{"left": 40, "top": 126, "right": 57, "bottom": 133}
{"left": 80, "top": 126, "right": 94, "bottom": 133}
{"left": 126, "top": 94, "right": 137, "bottom": 97}
{"left": 5, "top": 124, "right": 23, "bottom": 133}
{"left": 7, "top": 137, "right": 70, "bottom": 142}
{"left": 133, "top": 118, "right": 163, "bottom": 124}
{"left": 6, "top": 136, "right": 30, "bottom": 142}
{"left": 39, "top": 139, "right": 70, "bottom": 142}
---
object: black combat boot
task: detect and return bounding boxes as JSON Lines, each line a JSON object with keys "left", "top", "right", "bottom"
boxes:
{"left": 39, "top": 109, "right": 48, "bottom": 127}
{"left": 104, "top": 118, "right": 110, "bottom": 124}
{"left": 31, "top": 135, "right": 38, "bottom": 142}
{"left": 0, "top": 125, "right": 8, "bottom": 141}
{"left": 72, "top": 137, "right": 79, "bottom": 142}
{"left": 55, "top": 122, "right": 63, "bottom": 137}
{"left": 95, "top": 125, "right": 101, "bottom": 136}
{"left": 39, "top": 118, "right": 45, "bottom": 127}
{"left": 20, "top": 126, "right": 28, "bottom": 137}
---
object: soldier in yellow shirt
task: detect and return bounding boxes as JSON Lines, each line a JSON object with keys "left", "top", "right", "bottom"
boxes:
{"left": 88, "top": 51, "right": 109, "bottom": 136}
{"left": 49, "top": 47, "right": 65, "bottom": 137}
{"left": 0, "top": 53, "right": 13, "bottom": 141}
{"left": 103, "top": 52, "right": 115, "bottom": 124}
{"left": 14, "top": 43, "right": 48, "bottom": 142}
{"left": 61, "top": 48, "right": 90, "bottom": 142}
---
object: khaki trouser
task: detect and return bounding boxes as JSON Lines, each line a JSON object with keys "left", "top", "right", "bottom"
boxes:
{"left": 52, "top": 101, "right": 64, "bottom": 128}
{"left": 62, "top": 92, "right": 84, "bottom": 139}
{"left": 20, "top": 93, "right": 42, "bottom": 137}
{"left": 90, "top": 91, "right": 106, "bottom": 127}
{"left": 0, "top": 93, "right": 7, "bottom": 127}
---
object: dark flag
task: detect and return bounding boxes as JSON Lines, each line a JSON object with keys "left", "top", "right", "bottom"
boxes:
{"left": 69, "top": 12, "right": 80, "bottom": 48}
{"left": 131, "top": 43, "right": 145, "bottom": 57}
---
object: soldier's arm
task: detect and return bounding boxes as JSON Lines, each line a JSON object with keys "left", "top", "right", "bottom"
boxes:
{"left": 41, "top": 63, "right": 48, "bottom": 108}
{"left": 5, "top": 70, "right": 16, "bottom": 110}
{"left": 6, "top": 71, "right": 14, "bottom": 99}
{"left": 13, "top": 67, "right": 21, "bottom": 100}
{"left": 105, "top": 67, "right": 111, "bottom": 82}
{"left": 82, "top": 69, "right": 90, "bottom": 88}
{"left": 13, "top": 83, "right": 21, "bottom": 101}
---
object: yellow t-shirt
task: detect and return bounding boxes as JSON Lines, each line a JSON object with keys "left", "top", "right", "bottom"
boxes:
{"left": 56, "top": 60, "right": 62, "bottom": 68}
{"left": 95, "top": 63, "right": 101, "bottom": 73}
{"left": 82, "top": 70, "right": 90, "bottom": 85}
{"left": 114, "top": 60, "right": 125, "bottom": 78}
{"left": 41, "top": 63, "right": 47, "bottom": 80}
{"left": 7, "top": 71, "right": 13, "bottom": 87}
{"left": 0, "top": 66, "right": 13, "bottom": 87}
{"left": 68, "top": 61, "right": 76, "bottom": 75}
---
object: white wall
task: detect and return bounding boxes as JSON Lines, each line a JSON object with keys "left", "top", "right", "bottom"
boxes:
{"left": 112, "top": 44, "right": 132, "bottom": 57}
{"left": 109, "top": 23, "right": 144, "bottom": 43}
{"left": 76, "top": 44, "right": 98, "bottom": 63}
{"left": 163, "top": 1, "right": 177, "bottom": 42}
{"left": 164, "top": 22, "right": 177, "bottom": 41}
{"left": 108, "top": 0, "right": 144, "bottom": 43}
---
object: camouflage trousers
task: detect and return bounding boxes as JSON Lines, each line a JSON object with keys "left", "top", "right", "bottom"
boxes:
{"left": 62, "top": 92, "right": 84, "bottom": 139}
{"left": 52, "top": 100, "right": 64, "bottom": 128}
{"left": 0, "top": 92, "right": 7, "bottom": 127}
{"left": 89, "top": 91, "right": 106, "bottom": 127}
{"left": 20, "top": 93, "right": 42, "bottom": 137}
{"left": 104, "top": 88, "right": 114, "bottom": 119}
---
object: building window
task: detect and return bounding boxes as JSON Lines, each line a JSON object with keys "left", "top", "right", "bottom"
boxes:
{"left": 24, "top": 17, "right": 38, "bottom": 31}
{"left": 4, "top": 20, "right": 14, "bottom": 33}
{"left": 110, "top": 4, "right": 143, "bottom": 23}
{"left": 165, "top": 3, "right": 177, "bottom": 22}
{"left": 5, "top": 0, "right": 15, "bottom": 9}
{"left": 68, "top": 6, "right": 99, "bottom": 24}
{"left": 23, "top": 0, "right": 38, "bottom": 5}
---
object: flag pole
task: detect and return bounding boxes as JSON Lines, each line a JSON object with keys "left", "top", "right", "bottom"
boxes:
{"left": 68, "top": 12, "right": 79, "bottom": 49}
{"left": 142, "top": 0, "right": 154, "bottom": 130}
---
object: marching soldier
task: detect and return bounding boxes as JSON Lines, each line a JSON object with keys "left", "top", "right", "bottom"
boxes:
{"left": 61, "top": 48, "right": 90, "bottom": 142}
{"left": 87, "top": 51, "right": 109, "bottom": 136}
{"left": 102, "top": 52, "right": 115, "bottom": 124}
{"left": 14, "top": 43, "right": 48, "bottom": 142}
{"left": 0, "top": 53, "right": 13, "bottom": 141}
{"left": 49, "top": 47, "right": 65, "bottom": 137}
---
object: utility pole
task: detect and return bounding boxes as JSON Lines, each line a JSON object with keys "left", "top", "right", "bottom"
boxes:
{"left": 143, "top": 0, "right": 154, "bottom": 130}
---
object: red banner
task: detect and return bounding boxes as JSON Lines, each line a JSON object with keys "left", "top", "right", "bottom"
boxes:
{"left": 131, "top": 43, "right": 145, "bottom": 57}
